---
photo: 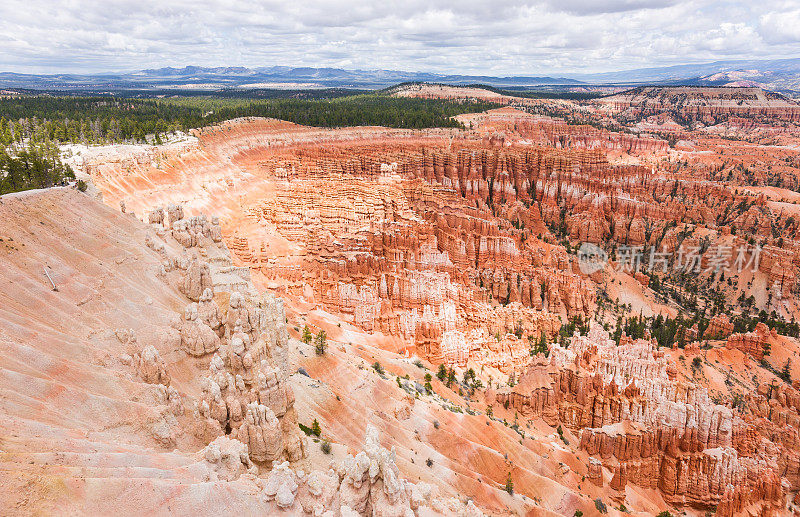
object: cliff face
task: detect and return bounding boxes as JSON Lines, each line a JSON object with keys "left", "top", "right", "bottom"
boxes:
{"left": 457, "top": 108, "right": 669, "bottom": 153}
{"left": 0, "top": 189, "right": 303, "bottom": 512}
{"left": 598, "top": 86, "right": 800, "bottom": 124}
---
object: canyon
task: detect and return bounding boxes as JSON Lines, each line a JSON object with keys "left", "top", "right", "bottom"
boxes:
{"left": 3, "top": 84, "right": 800, "bottom": 516}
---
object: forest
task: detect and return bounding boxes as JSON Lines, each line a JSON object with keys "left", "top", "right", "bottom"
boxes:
{"left": 0, "top": 93, "right": 502, "bottom": 145}
{"left": 0, "top": 140, "right": 74, "bottom": 195}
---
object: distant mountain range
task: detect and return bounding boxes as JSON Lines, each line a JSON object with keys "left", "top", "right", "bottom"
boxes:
{"left": 0, "top": 66, "right": 581, "bottom": 91}
{"left": 575, "top": 58, "right": 800, "bottom": 93}
{"left": 1, "top": 58, "right": 799, "bottom": 93}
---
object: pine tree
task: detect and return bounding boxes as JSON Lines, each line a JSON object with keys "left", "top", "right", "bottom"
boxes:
{"left": 463, "top": 368, "right": 476, "bottom": 384}
{"left": 446, "top": 368, "right": 456, "bottom": 388}
{"left": 314, "top": 330, "right": 327, "bottom": 355}
{"left": 436, "top": 364, "right": 447, "bottom": 382}
{"left": 302, "top": 325, "right": 312, "bottom": 344}
{"left": 505, "top": 471, "right": 514, "bottom": 494}
{"left": 311, "top": 418, "right": 321, "bottom": 437}
{"left": 782, "top": 359, "right": 792, "bottom": 383}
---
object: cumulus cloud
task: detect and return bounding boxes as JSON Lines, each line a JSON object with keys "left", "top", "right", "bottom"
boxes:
{"left": 0, "top": 0, "right": 797, "bottom": 75}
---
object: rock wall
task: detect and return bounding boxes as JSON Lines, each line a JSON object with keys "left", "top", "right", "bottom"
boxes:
{"left": 725, "top": 322, "right": 775, "bottom": 361}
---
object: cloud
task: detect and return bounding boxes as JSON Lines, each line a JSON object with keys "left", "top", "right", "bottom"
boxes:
{"left": 543, "top": 0, "right": 680, "bottom": 15}
{"left": 760, "top": 9, "right": 800, "bottom": 44}
{"left": 0, "top": 0, "right": 796, "bottom": 75}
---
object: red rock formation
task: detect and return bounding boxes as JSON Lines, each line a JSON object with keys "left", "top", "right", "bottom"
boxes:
{"left": 491, "top": 323, "right": 797, "bottom": 511}
{"left": 705, "top": 314, "right": 734, "bottom": 340}
{"left": 598, "top": 86, "right": 800, "bottom": 124}
{"left": 79, "top": 115, "right": 800, "bottom": 392}
{"left": 725, "top": 322, "right": 774, "bottom": 361}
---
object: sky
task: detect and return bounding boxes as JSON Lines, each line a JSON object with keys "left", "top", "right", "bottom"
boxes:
{"left": 0, "top": 0, "right": 798, "bottom": 75}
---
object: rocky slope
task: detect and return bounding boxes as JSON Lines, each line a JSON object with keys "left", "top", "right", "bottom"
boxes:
{"left": 0, "top": 188, "right": 480, "bottom": 516}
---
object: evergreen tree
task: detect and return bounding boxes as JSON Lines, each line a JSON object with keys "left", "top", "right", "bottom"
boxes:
{"left": 446, "top": 368, "right": 456, "bottom": 388}
{"left": 463, "top": 368, "right": 476, "bottom": 385}
{"left": 0, "top": 94, "right": 503, "bottom": 146}
{"left": 314, "top": 330, "right": 327, "bottom": 355}
{"left": 446, "top": 368, "right": 456, "bottom": 387}
{"left": 782, "top": 359, "right": 792, "bottom": 383}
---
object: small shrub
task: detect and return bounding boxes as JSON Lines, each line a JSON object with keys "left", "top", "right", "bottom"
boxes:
{"left": 76, "top": 179, "right": 88, "bottom": 192}
{"left": 372, "top": 361, "right": 384, "bottom": 375}
{"left": 433, "top": 420, "right": 440, "bottom": 429}
{"left": 594, "top": 498, "right": 607, "bottom": 514}
{"left": 573, "top": 512, "right": 583, "bottom": 517}
{"left": 656, "top": 512, "right": 673, "bottom": 517}
{"left": 556, "top": 424, "right": 569, "bottom": 444}
{"left": 426, "top": 458, "right": 433, "bottom": 467}
{"left": 298, "top": 422, "right": 313, "bottom": 435}
{"left": 320, "top": 440, "right": 331, "bottom": 454}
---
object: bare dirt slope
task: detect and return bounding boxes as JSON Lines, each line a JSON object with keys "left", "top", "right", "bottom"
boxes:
{"left": 0, "top": 188, "right": 269, "bottom": 515}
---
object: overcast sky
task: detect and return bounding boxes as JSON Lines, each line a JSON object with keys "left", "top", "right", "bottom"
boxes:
{"left": 0, "top": 0, "right": 798, "bottom": 75}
